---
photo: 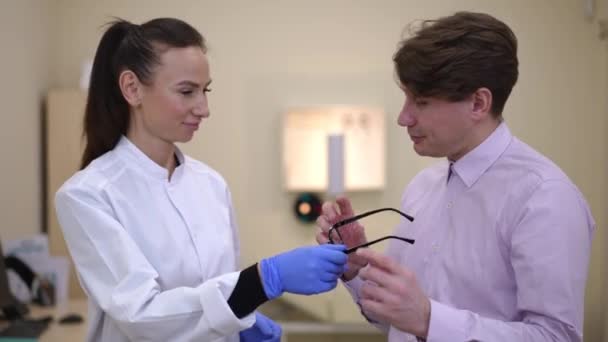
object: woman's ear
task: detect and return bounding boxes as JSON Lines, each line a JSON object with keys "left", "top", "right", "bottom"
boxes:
{"left": 118, "top": 70, "right": 143, "bottom": 106}
{"left": 470, "top": 87, "right": 493, "bottom": 121}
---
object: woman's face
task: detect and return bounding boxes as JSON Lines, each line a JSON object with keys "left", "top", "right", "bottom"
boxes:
{"left": 130, "top": 46, "right": 212, "bottom": 145}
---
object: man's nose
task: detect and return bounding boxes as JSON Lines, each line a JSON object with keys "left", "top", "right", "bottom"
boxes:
{"left": 397, "top": 105, "right": 415, "bottom": 127}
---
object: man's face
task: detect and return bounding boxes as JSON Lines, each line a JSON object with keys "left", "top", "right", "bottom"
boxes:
{"left": 397, "top": 87, "right": 476, "bottom": 161}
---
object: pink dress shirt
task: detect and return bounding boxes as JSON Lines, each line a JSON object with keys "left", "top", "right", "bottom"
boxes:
{"left": 345, "top": 123, "right": 595, "bottom": 341}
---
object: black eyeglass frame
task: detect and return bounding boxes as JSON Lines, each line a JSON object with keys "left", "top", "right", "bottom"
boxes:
{"left": 328, "top": 207, "right": 415, "bottom": 254}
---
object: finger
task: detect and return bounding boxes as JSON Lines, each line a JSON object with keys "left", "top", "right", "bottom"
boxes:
{"left": 271, "top": 323, "right": 282, "bottom": 338}
{"left": 359, "top": 263, "right": 393, "bottom": 287}
{"left": 319, "top": 280, "right": 338, "bottom": 293}
{"left": 348, "top": 254, "right": 370, "bottom": 268}
{"left": 319, "top": 269, "right": 342, "bottom": 282}
{"left": 316, "top": 215, "right": 331, "bottom": 230}
{"left": 322, "top": 201, "right": 340, "bottom": 221}
{"left": 319, "top": 259, "right": 346, "bottom": 275}
{"left": 360, "top": 279, "right": 399, "bottom": 304}
{"left": 327, "top": 229, "right": 344, "bottom": 245}
{"left": 361, "top": 266, "right": 411, "bottom": 303}
{"left": 360, "top": 280, "right": 382, "bottom": 302}
{"left": 315, "top": 231, "right": 330, "bottom": 244}
{"left": 320, "top": 243, "right": 347, "bottom": 251}
{"left": 356, "top": 248, "right": 401, "bottom": 274}
{"left": 359, "top": 298, "right": 387, "bottom": 320}
{"left": 336, "top": 196, "right": 355, "bottom": 217}
{"left": 254, "top": 313, "right": 273, "bottom": 334}
{"left": 319, "top": 245, "right": 348, "bottom": 264}
{"left": 309, "top": 279, "right": 338, "bottom": 294}
{"left": 261, "top": 321, "right": 281, "bottom": 340}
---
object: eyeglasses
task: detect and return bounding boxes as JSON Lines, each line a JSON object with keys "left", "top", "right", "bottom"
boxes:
{"left": 328, "top": 207, "right": 415, "bottom": 254}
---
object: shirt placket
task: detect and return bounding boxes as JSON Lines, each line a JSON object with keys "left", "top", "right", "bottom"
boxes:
{"left": 165, "top": 181, "right": 206, "bottom": 283}
{"left": 423, "top": 165, "right": 463, "bottom": 287}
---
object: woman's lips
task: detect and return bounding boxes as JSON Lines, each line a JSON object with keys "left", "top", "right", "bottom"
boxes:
{"left": 184, "top": 122, "right": 200, "bottom": 130}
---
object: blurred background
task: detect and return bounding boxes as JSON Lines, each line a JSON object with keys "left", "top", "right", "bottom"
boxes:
{"left": 1, "top": 0, "right": 607, "bottom": 341}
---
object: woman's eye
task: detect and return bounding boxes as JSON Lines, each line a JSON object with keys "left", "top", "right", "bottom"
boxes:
{"left": 415, "top": 100, "right": 428, "bottom": 107}
{"left": 203, "top": 87, "right": 212, "bottom": 93}
{"left": 180, "top": 90, "right": 194, "bottom": 96}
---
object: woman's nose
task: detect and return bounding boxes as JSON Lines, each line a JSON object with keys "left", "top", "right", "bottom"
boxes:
{"left": 193, "top": 95, "right": 210, "bottom": 118}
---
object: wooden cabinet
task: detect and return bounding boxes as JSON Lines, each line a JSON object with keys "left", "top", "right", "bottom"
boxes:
{"left": 45, "top": 89, "right": 86, "bottom": 298}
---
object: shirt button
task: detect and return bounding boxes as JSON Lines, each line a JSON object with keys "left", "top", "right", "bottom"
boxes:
{"left": 447, "top": 201, "right": 453, "bottom": 209}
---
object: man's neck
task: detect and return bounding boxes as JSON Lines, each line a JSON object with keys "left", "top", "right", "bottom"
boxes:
{"left": 449, "top": 118, "right": 501, "bottom": 161}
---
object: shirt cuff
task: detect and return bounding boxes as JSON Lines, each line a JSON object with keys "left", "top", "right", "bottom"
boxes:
{"left": 342, "top": 275, "right": 365, "bottom": 297}
{"left": 199, "top": 272, "right": 255, "bottom": 337}
{"left": 342, "top": 276, "right": 384, "bottom": 325}
{"left": 426, "top": 300, "right": 468, "bottom": 342}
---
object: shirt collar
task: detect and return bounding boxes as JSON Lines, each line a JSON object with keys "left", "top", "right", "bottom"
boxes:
{"left": 451, "top": 122, "right": 512, "bottom": 188}
{"left": 116, "top": 136, "right": 185, "bottom": 181}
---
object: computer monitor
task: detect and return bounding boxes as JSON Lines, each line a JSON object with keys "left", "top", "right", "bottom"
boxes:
{"left": 0, "top": 239, "right": 27, "bottom": 320}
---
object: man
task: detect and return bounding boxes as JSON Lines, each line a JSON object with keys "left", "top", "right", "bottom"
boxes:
{"left": 316, "top": 11, "right": 594, "bottom": 341}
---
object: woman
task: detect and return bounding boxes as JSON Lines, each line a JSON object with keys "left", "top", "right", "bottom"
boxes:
{"left": 55, "top": 17, "right": 347, "bottom": 342}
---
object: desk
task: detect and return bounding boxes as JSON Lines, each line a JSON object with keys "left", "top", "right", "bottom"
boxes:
{"left": 280, "top": 321, "right": 383, "bottom": 342}
{"left": 29, "top": 300, "right": 87, "bottom": 342}
{"left": 17, "top": 300, "right": 383, "bottom": 342}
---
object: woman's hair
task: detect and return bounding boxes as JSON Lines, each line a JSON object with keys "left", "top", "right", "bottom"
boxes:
{"left": 80, "top": 17, "right": 206, "bottom": 169}
{"left": 393, "top": 12, "right": 518, "bottom": 117}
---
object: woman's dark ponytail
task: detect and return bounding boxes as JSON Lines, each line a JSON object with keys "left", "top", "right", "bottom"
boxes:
{"left": 81, "top": 19, "right": 133, "bottom": 169}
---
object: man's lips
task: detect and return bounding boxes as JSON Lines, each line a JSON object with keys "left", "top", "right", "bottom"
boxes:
{"left": 410, "top": 135, "right": 424, "bottom": 143}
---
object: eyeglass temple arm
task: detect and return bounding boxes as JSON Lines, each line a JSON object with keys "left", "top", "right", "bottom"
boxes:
{"left": 333, "top": 208, "right": 414, "bottom": 229}
{"left": 328, "top": 207, "right": 414, "bottom": 244}
{"left": 345, "top": 236, "right": 415, "bottom": 254}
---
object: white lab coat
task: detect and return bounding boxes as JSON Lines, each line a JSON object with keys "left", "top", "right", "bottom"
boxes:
{"left": 55, "top": 136, "right": 255, "bottom": 342}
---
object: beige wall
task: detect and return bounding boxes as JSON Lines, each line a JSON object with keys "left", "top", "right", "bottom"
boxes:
{"left": 3, "top": 0, "right": 607, "bottom": 340}
{"left": 0, "top": 1, "right": 51, "bottom": 240}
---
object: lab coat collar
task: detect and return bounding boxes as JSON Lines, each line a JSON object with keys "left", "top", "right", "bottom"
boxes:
{"left": 116, "top": 136, "right": 185, "bottom": 182}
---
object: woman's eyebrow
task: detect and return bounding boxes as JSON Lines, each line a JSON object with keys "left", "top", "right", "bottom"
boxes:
{"left": 176, "top": 80, "right": 200, "bottom": 87}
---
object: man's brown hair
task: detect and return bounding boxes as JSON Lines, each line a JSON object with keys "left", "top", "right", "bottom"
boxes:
{"left": 393, "top": 12, "right": 518, "bottom": 117}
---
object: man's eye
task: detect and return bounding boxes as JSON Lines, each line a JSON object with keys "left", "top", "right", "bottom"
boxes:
{"left": 180, "top": 90, "right": 194, "bottom": 95}
{"left": 415, "top": 100, "right": 428, "bottom": 106}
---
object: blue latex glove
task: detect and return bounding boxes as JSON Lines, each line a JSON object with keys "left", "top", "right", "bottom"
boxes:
{"left": 239, "top": 312, "right": 282, "bottom": 342}
{"left": 259, "top": 244, "right": 347, "bottom": 300}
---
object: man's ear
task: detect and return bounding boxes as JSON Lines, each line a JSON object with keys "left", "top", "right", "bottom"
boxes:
{"left": 119, "top": 70, "right": 143, "bottom": 106}
{"left": 471, "top": 88, "right": 493, "bottom": 121}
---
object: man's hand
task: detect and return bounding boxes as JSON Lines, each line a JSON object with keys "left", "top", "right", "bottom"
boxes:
{"left": 356, "top": 248, "right": 431, "bottom": 338}
{"left": 315, "top": 196, "right": 368, "bottom": 280}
